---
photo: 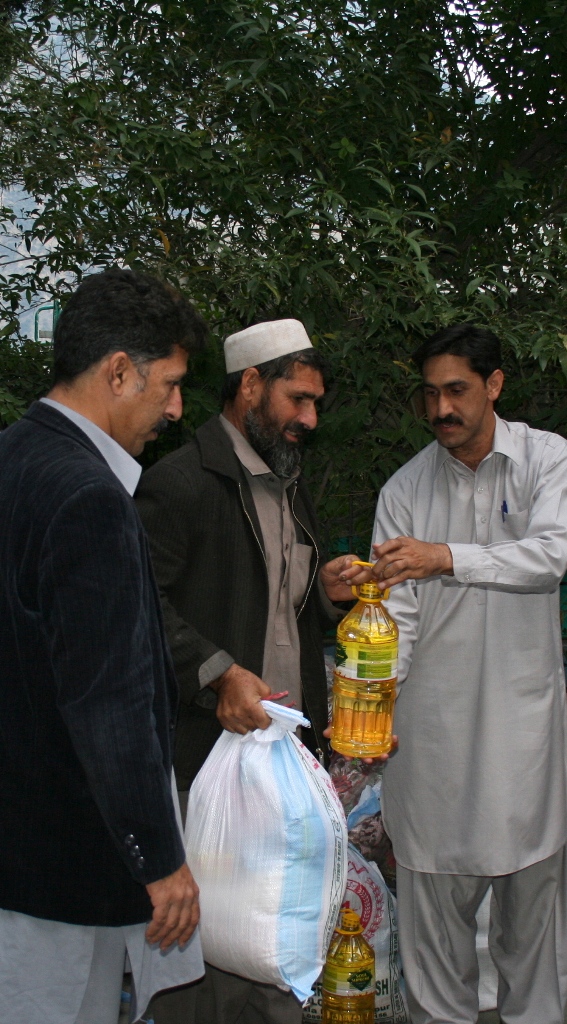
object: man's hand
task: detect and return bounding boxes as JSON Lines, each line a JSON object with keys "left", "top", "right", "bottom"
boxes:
{"left": 145, "top": 862, "right": 200, "bottom": 951}
{"left": 319, "top": 555, "right": 375, "bottom": 603}
{"left": 210, "top": 662, "right": 271, "bottom": 734}
{"left": 323, "top": 725, "right": 398, "bottom": 765}
{"left": 371, "top": 537, "right": 453, "bottom": 589}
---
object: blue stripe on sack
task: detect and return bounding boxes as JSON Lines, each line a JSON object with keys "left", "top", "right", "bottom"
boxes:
{"left": 271, "top": 736, "right": 328, "bottom": 1001}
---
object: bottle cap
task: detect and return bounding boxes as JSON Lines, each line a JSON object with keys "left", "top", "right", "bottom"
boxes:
{"left": 336, "top": 908, "right": 364, "bottom": 934}
{"left": 349, "top": 561, "right": 388, "bottom": 603}
{"left": 357, "top": 580, "right": 389, "bottom": 602}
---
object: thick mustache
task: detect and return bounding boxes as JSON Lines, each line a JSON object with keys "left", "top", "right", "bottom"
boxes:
{"left": 153, "top": 418, "right": 169, "bottom": 435}
{"left": 433, "top": 415, "right": 463, "bottom": 427}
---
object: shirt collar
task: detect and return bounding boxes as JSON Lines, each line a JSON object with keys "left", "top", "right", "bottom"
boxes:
{"left": 491, "top": 413, "right": 521, "bottom": 464}
{"left": 220, "top": 414, "right": 271, "bottom": 475}
{"left": 434, "top": 412, "right": 520, "bottom": 477}
{"left": 40, "top": 398, "right": 142, "bottom": 496}
{"left": 219, "top": 414, "right": 300, "bottom": 485}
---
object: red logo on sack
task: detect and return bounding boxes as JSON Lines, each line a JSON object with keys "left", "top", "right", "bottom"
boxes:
{"left": 345, "top": 858, "right": 385, "bottom": 938}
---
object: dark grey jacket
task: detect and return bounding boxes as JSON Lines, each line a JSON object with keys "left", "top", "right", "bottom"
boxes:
{"left": 136, "top": 415, "right": 332, "bottom": 788}
{"left": 0, "top": 402, "right": 184, "bottom": 926}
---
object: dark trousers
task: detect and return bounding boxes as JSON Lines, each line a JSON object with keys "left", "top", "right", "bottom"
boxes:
{"left": 149, "top": 963, "right": 303, "bottom": 1024}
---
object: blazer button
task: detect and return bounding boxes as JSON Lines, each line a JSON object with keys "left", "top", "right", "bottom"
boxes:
{"left": 125, "top": 835, "right": 135, "bottom": 847}
{"left": 138, "top": 857, "right": 145, "bottom": 868}
{"left": 130, "top": 845, "right": 141, "bottom": 856}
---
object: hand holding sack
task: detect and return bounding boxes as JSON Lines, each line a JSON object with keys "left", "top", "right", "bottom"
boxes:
{"left": 185, "top": 702, "right": 348, "bottom": 1003}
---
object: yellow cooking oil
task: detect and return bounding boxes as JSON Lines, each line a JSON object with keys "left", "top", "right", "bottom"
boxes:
{"left": 331, "top": 560, "right": 398, "bottom": 758}
{"left": 322, "top": 907, "right": 375, "bottom": 1024}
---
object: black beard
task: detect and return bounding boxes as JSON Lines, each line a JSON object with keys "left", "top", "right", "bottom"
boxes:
{"left": 244, "top": 408, "right": 309, "bottom": 478}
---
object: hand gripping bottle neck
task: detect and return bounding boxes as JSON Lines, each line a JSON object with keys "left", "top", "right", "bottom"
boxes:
{"left": 348, "top": 559, "right": 390, "bottom": 603}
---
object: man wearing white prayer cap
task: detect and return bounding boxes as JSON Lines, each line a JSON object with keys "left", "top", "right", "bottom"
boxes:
{"left": 137, "top": 318, "right": 368, "bottom": 1024}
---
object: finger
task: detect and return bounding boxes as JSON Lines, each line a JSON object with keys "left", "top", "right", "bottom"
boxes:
{"left": 146, "top": 903, "right": 176, "bottom": 946}
{"left": 177, "top": 900, "right": 201, "bottom": 947}
{"left": 160, "top": 905, "right": 192, "bottom": 950}
{"left": 218, "top": 704, "right": 271, "bottom": 733}
{"left": 223, "top": 721, "right": 249, "bottom": 734}
{"left": 372, "top": 538, "right": 406, "bottom": 558}
{"left": 332, "top": 554, "right": 356, "bottom": 573}
{"left": 163, "top": 885, "right": 201, "bottom": 949}
{"left": 157, "top": 901, "right": 188, "bottom": 949}
{"left": 249, "top": 705, "right": 271, "bottom": 729}
{"left": 338, "top": 565, "right": 373, "bottom": 584}
{"left": 373, "top": 558, "right": 404, "bottom": 581}
{"left": 379, "top": 568, "right": 415, "bottom": 588}
{"left": 217, "top": 711, "right": 250, "bottom": 734}
{"left": 145, "top": 920, "right": 161, "bottom": 943}
{"left": 177, "top": 916, "right": 199, "bottom": 947}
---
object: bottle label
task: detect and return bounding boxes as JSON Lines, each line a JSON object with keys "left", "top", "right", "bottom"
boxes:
{"left": 323, "top": 963, "right": 375, "bottom": 996}
{"left": 335, "top": 641, "right": 397, "bottom": 681}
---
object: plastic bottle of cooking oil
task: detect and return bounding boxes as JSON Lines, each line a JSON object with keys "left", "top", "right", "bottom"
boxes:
{"left": 331, "top": 560, "right": 398, "bottom": 758}
{"left": 322, "top": 907, "right": 375, "bottom": 1024}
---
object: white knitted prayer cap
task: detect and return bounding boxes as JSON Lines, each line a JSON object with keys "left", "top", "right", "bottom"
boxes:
{"left": 224, "top": 319, "right": 313, "bottom": 373}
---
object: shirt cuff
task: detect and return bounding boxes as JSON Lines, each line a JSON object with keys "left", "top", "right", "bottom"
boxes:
{"left": 198, "top": 650, "right": 235, "bottom": 688}
{"left": 447, "top": 543, "right": 485, "bottom": 583}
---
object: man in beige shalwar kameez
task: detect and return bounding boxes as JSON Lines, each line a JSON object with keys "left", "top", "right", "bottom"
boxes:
{"left": 370, "top": 324, "right": 567, "bottom": 1024}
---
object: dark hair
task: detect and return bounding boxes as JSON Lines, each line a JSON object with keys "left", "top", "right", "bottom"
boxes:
{"left": 53, "top": 267, "right": 208, "bottom": 384}
{"left": 220, "top": 347, "right": 330, "bottom": 405}
{"left": 414, "top": 324, "right": 502, "bottom": 381}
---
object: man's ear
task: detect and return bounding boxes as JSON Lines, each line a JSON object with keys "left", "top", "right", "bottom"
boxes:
{"left": 106, "top": 351, "right": 136, "bottom": 395}
{"left": 486, "top": 368, "right": 504, "bottom": 403}
{"left": 240, "top": 366, "right": 261, "bottom": 403}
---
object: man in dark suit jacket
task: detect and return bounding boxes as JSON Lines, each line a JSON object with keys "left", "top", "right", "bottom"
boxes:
{"left": 0, "top": 268, "right": 207, "bottom": 1024}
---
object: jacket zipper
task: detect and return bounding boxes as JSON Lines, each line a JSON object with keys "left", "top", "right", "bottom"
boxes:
{"left": 291, "top": 484, "right": 319, "bottom": 620}
{"left": 239, "top": 479, "right": 325, "bottom": 764}
{"left": 238, "top": 482, "right": 267, "bottom": 570}
{"left": 291, "top": 484, "right": 325, "bottom": 763}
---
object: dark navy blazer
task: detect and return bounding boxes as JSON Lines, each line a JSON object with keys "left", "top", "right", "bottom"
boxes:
{"left": 0, "top": 402, "right": 184, "bottom": 926}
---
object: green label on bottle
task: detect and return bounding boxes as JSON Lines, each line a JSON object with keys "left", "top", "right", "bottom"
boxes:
{"left": 323, "top": 961, "right": 375, "bottom": 997}
{"left": 347, "top": 969, "right": 373, "bottom": 992}
{"left": 335, "top": 640, "right": 397, "bottom": 681}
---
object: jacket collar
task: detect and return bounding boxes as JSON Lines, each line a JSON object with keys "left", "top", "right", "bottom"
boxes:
{"left": 40, "top": 398, "right": 142, "bottom": 495}
{"left": 196, "top": 414, "right": 256, "bottom": 481}
{"left": 23, "top": 400, "right": 107, "bottom": 464}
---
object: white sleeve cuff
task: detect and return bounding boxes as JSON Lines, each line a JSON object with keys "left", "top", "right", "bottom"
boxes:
{"left": 448, "top": 543, "right": 486, "bottom": 584}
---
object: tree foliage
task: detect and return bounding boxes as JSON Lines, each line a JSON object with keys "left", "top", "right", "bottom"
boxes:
{"left": 1, "top": 0, "right": 567, "bottom": 548}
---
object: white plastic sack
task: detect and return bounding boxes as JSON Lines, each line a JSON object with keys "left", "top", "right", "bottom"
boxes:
{"left": 185, "top": 702, "right": 348, "bottom": 1003}
{"left": 303, "top": 844, "right": 409, "bottom": 1023}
